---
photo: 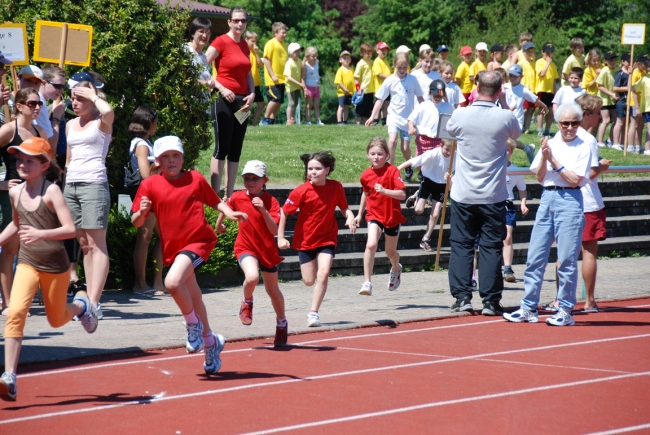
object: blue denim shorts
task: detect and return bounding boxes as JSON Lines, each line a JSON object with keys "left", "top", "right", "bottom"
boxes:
{"left": 388, "top": 125, "right": 411, "bottom": 141}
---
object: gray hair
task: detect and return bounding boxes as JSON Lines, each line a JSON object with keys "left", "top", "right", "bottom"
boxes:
{"left": 554, "top": 102, "right": 583, "bottom": 122}
{"left": 477, "top": 70, "right": 502, "bottom": 97}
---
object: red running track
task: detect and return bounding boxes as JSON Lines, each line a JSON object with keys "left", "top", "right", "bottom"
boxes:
{"left": 2, "top": 298, "right": 650, "bottom": 434}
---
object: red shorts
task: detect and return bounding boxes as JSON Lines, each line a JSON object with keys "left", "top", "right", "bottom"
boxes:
{"left": 460, "top": 93, "right": 471, "bottom": 107}
{"left": 306, "top": 85, "right": 320, "bottom": 99}
{"left": 415, "top": 135, "right": 441, "bottom": 156}
{"left": 523, "top": 99, "right": 536, "bottom": 109}
{"left": 582, "top": 208, "right": 607, "bottom": 242}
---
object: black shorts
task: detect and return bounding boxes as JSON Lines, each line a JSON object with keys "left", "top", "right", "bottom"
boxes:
{"left": 254, "top": 86, "right": 264, "bottom": 103}
{"left": 418, "top": 177, "right": 447, "bottom": 204}
{"left": 212, "top": 94, "right": 249, "bottom": 162}
{"left": 177, "top": 250, "right": 204, "bottom": 270}
{"left": 354, "top": 92, "right": 374, "bottom": 118}
{"left": 537, "top": 92, "right": 554, "bottom": 107}
{"left": 238, "top": 253, "right": 279, "bottom": 273}
{"left": 338, "top": 95, "right": 352, "bottom": 106}
{"left": 298, "top": 245, "right": 335, "bottom": 264}
{"left": 368, "top": 220, "right": 400, "bottom": 237}
{"left": 602, "top": 104, "right": 615, "bottom": 111}
{"left": 266, "top": 84, "right": 285, "bottom": 103}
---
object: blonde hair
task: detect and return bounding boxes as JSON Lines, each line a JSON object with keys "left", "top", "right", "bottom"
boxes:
{"left": 440, "top": 60, "right": 454, "bottom": 73}
{"left": 432, "top": 58, "right": 442, "bottom": 72}
{"left": 585, "top": 49, "right": 601, "bottom": 66}
{"left": 519, "top": 32, "right": 533, "bottom": 43}
{"left": 271, "top": 22, "right": 288, "bottom": 34}
{"left": 393, "top": 52, "right": 410, "bottom": 69}
{"left": 366, "top": 136, "right": 390, "bottom": 157}
{"left": 244, "top": 30, "right": 258, "bottom": 41}
{"left": 303, "top": 46, "right": 317, "bottom": 66}
{"left": 441, "top": 139, "right": 454, "bottom": 149}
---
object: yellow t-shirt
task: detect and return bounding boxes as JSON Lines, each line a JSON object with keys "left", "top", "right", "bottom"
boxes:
{"left": 518, "top": 50, "right": 536, "bottom": 64}
{"left": 520, "top": 59, "right": 536, "bottom": 92}
{"left": 582, "top": 66, "right": 600, "bottom": 95}
{"left": 283, "top": 58, "right": 302, "bottom": 92}
{"left": 250, "top": 52, "right": 261, "bottom": 87}
{"left": 596, "top": 65, "right": 617, "bottom": 106}
{"left": 372, "top": 57, "right": 391, "bottom": 91}
{"left": 561, "top": 54, "right": 584, "bottom": 86}
{"left": 334, "top": 66, "right": 355, "bottom": 97}
{"left": 455, "top": 62, "right": 472, "bottom": 94}
{"left": 633, "top": 74, "right": 650, "bottom": 113}
{"left": 501, "top": 59, "right": 511, "bottom": 71}
{"left": 354, "top": 58, "right": 375, "bottom": 93}
{"left": 630, "top": 68, "right": 644, "bottom": 107}
{"left": 469, "top": 59, "right": 488, "bottom": 90}
{"left": 535, "top": 58, "right": 558, "bottom": 94}
{"left": 262, "top": 38, "right": 288, "bottom": 85}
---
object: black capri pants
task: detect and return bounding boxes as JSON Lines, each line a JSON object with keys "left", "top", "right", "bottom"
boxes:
{"left": 212, "top": 94, "right": 249, "bottom": 163}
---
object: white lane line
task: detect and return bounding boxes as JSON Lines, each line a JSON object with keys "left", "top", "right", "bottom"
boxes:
{"left": 336, "top": 347, "right": 449, "bottom": 358}
{"left": 582, "top": 423, "right": 650, "bottom": 435}
{"left": 18, "top": 303, "right": 650, "bottom": 379}
{"left": 237, "top": 372, "right": 650, "bottom": 435}
{"left": 2, "top": 333, "right": 649, "bottom": 425}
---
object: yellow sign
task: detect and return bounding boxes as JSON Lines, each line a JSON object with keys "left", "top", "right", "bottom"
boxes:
{"left": 621, "top": 23, "right": 646, "bottom": 45}
{"left": 0, "top": 23, "right": 29, "bottom": 66}
{"left": 33, "top": 20, "right": 93, "bottom": 66}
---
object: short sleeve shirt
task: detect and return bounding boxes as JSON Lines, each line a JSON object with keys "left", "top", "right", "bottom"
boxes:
{"left": 375, "top": 74, "right": 424, "bottom": 131}
{"left": 372, "top": 57, "right": 392, "bottom": 91}
{"left": 530, "top": 135, "right": 592, "bottom": 188}
{"left": 468, "top": 59, "right": 487, "bottom": 90}
{"left": 582, "top": 66, "right": 600, "bottom": 95}
{"left": 552, "top": 86, "right": 586, "bottom": 106}
{"left": 211, "top": 34, "right": 251, "bottom": 95}
{"left": 520, "top": 59, "right": 537, "bottom": 92}
{"left": 283, "top": 58, "right": 302, "bottom": 92}
{"left": 354, "top": 58, "right": 375, "bottom": 93}
{"left": 263, "top": 38, "right": 288, "bottom": 85}
{"left": 360, "top": 164, "right": 406, "bottom": 228}
{"left": 250, "top": 51, "right": 262, "bottom": 87}
{"left": 444, "top": 81, "right": 466, "bottom": 107}
{"left": 407, "top": 99, "right": 454, "bottom": 138}
{"left": 506, "top": 163, "right": 527, "bottom": 200}
{"left": 535, "top": 58, "right": 558, "bottom": 94}
{"left": 633, "top": 75, "right": 650, "bottom": 113}
{"left": 505, "top": 83, "right": 538, "bottom": 129}
{"left": 408, "top": 147, "right": 453, "bottom": 183}
{"left": 596, "top": 66, "right": 616, "bottom": 106}
{"left": 455, "top": 62, "right": 472, "bottom": 93}
{"left": 562, "top": 54, "right": 584, "bottom": 86}
{"left": 334, "top": 66, "right": 355, "bottom": 97}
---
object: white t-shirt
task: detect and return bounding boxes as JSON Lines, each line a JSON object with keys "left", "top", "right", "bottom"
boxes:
{"left": 407, "top": 100, "right": 454, "bottom": 138}
{"left": 375, "top": 74, "right": 424, "bottom": 131}
{"left": 303, "top": 60, "right": 320, "bottom": 87}
{"left": 412, "top": 69, "right": 442, "bottom": 103}
{"left": 530, "top": 133, "right": 592, "bottom": 188}
{"left": 506, "top": 162, "right": 527, "bottom": 200}
{"left": 407, "top": 147, "right": 454, "bottom": 183}
{"left": 552, "top": 85, "right": 586, "bottom": 106}
{"left": 505, "top": 83, "right": 538, "bottom": 129}
{"left": 129, "top": 137, "right": 155, "bottom": 171}
{"left": 444, "top": 81, "right": 466, "bottom": 107}
{"left": 185, "top": 43, "right": 211, "bottom": 101}
{"left": 34, "top": 93, "right": 54, "bottom": 139}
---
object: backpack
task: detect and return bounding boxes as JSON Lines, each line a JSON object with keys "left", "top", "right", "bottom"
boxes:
{"left": 121, "top": 140, "right": 144, "bottom": 198}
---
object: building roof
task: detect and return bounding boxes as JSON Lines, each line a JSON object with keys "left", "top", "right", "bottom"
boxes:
{"left": 156, "top": 0, "right": 231, "bottom": 18}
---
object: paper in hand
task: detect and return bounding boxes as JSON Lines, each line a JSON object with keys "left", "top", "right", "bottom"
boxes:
{"left": 235, "top": 104, "right": 250, "bottom": 124}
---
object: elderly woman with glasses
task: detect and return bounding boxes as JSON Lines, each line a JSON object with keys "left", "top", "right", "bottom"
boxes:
{"left": 504, "top": 102, "right": 593, "bottom": 327}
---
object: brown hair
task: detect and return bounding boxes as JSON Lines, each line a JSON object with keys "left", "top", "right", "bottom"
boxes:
{"left": 519, "top": 32, "right": 533, "bottom": 43}
{"left": 42, "top": 65, "right": 65, "bottom": 82}
{"left": 14, "top": 87, "right": 40, "bottom": 115}
{"left": 272, "top": 22, "right": 288, "bottom": 34}
{"left": 230, "top": 6, "right": 247, "bottom": 18}
{"left": 300, "top": 151, "right": 336, "bottom": 182}
{"left": 570, "top": 37, "right": 584, "bottom": 50}
{"left": 366, "top": 137, "right": 390, "bottom": 157}
{"left": 441, "top": 139, "right": 454, "bottom": 149}
{"left": 504, "top": 44, "right": 518, "bottom": 55}
{"left": 575, "top": 93, "right": 602, "bottom": 113}
{"left": 360, "top": 43, "right": 373, "bottom": 55}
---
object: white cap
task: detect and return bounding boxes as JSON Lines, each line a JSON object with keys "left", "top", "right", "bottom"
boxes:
{"left": 419, "top": 44, "right": 432, "bottom": 53}
{"left": 475, "top": 42, "right": 488, "bottom": 52}
{"left": 153, "top": 136, "right": 184, "bottom": 158}
{"left": 18, "top": 65, "right": 43, "bottom": 80}
{"left": 288, "top": 42, "right": 301, "bottom": 56}
{"left": 396, "top": 45, "right": 411, "bottom": 54}
{"left": 242, "top": 160, "right": 267, "bottom": 177}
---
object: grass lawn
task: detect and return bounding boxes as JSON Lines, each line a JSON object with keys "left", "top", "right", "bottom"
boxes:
{"left": 196, "top": 124, "right": 650, "bottom": 186}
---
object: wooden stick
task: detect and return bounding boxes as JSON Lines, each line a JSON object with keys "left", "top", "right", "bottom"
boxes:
{"left": 2, "top": 68, "right": 10, "bottom": 121}
{"left": 58, "top": 24, "right": 69, "bottom": 68}
{"left": 623, "top": 44, "right": 635, "bottom": 157}
{"left": 10, "top": 66, "right": 18, "bottom": 91}
{"left": 434, "top": 140, "right": 456, "bottom": 272}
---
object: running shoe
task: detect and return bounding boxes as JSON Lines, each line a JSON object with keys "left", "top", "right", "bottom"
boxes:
{"left": 503, "top": 307, "right": 539, "bottom": 323}
{"left": 74, "top": 292, "right": 98, "bottom": 334}
{"left": 612, "top": 144, "right": 624, "bottom": 150}
{"left": 95, "top": 303, "right": 104, "bottom": 320}
{"left": 481, "top": 301, "right": 504, "bottom": 316}
{"left": 359, "top": 282, "right": 373, "bottom": 296}
{"left": 274, "top": 323, "right": 288, "bottom": 347}
{"left": 316, "top": 120, "right": 325, "bottom": 126}
{"left": 185, "top": 319, "right": 204, "bottom": 353}
{"left": 307, "top": 312, "right": 321, "bottom": 327}
{"left": 0, "top": 372, "right": 16, "bottom": 401}
{"left": 239, "top": 300, "right": 253, "bottom": 325}
{"left": 420, "top": 238, "right": 432, "bottom": 251}
{"left": 203, "top": 333, "right": 226, "bottom": 374}
{"left": 388, "top": 263, "right": 402, "bottom": 291}
{"left": 405, "top": 193, "right": 417, "bottom": 209}
{"left": 524, "top": 144, "right": 536, "bottom": 165}
{"left": 546, "top": 306, "right": 575, "bottom": 326}
{"left": 404, "top": 166, "right": 414, "bottom": 180}
{"left": 451, "top": 298, "right": 473, "bottom": 312}
{"left": 504, "top": 270, "right": 516, "bottom": 282}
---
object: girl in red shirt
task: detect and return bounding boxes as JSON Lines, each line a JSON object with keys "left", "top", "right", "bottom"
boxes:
{"left": 216, "top": 160, "right": 288, "bottom": 346}
{"left": 355, "top": 137, "right": 407, "bottom": 296}
{"left": 278, "top": 152, "right": 356, "bottom": 327}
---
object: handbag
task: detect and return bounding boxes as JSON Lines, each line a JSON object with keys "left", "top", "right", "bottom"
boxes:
{"left": 122, "top": 142, "right": 143, "bottom": 197}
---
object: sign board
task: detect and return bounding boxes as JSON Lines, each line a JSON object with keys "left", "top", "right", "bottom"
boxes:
{"left": 621, "top": 23, "right": 646, "bottom": 45}
{"left": 436, "top": 113, "right": 455, "bottom": 140}
{"left": 33, "top": 20, "right": 93, "bottom": 66}
{"left": 0, "top": 23, "right": 29, "bottom": 66}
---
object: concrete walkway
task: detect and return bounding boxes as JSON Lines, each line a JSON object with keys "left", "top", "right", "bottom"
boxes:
{"left": 3, "top": 256, "right": 649, "bottom": 365}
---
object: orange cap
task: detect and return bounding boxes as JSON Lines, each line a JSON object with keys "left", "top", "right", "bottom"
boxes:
{"left": 8, "top": 137, "right": 53, "bottom": 161}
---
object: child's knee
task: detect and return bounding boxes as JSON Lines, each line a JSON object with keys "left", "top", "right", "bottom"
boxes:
{"left": 303, "top": 277, "right": 316, "bottom": 286}
{"left": 243, "top": 274, "right": 259, "bottom": 288}
{"left": 366, "top": 239, "right": 379, "bottom": 252}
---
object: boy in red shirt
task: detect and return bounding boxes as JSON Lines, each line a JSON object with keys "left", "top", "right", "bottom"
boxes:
{"left": 132, "top": 136, "right": 247, "bottom": 374}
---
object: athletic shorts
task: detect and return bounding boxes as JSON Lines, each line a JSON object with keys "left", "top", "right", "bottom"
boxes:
{"left": 354, "top": 92, "right": 374, "bottom": 118}
{"left": 388, "top": 125, "right": 411, "bottom": 141}
{"left": 582, "top": 208, "right": 607, "bottom": 242}
{"left": 368, "top": 220, "right": 400, "bottom": 237}
{"left": 177, "top": 250, "right": 204, "bottom": 270}
{"left": 505, "top": 200, "right": 517, "bottom": 228}
{"left": 306, "top": 86, "right": 320, "bottom": 99}
{"left": 615, "top": 98, "right": 629, "bottom": 119}
{"left": 254, "top": 86, "right": 264, "bottom": 103}
{"left": 238, "top": 253, "right": 279, "bottom": 273}
{"left": 287, "top": 90, "right": 301, "bottom": 107}
{"left": 338, "top": 95, "right": 352, "bottom": 106}
{"left": 644, "top": 112, "right": 650, "bottom": 123}
{"left": 266, "top": 85, "right": 285, "bottom": 103}
{"left": 523, "top": 99, "right": 535, "bottom": 109}
{"left": 415, "top": 135, "right": 441, "bottom": 156}
{"left": 601, "top": 105, "right": 615, "bottom": 111}
{"left": 460, "top": 93, "right": 471, "bottom": 107}
{"left": 537, "top": 92, "right": 554, "bottom": 107}
{"left": 298, "top": 245, "right": 335, "bottom": 264}
{"left": 64, "top": 182, "right": 110, "bottom": 230}
{"left": 418, "top": 177, "right": 446, "bottom": 204}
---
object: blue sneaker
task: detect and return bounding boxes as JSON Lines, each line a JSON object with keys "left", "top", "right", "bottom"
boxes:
{"left": 203, "top": 334, "right": 225, "bottom": 374}
{"left": 546, "top": 306, "right": 575, "bottom": 326}
{"left": 503, "top": 307, "right": 539, "bottom": 323}
{"left": 185, "top": 319, "right": 204, "bottom": 353}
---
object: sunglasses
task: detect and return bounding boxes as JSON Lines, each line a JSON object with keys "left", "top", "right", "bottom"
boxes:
{"left": 24, "top": 100, "right": 44, "bottom": 109}
{"left": 48, "top": 81, "right": 67, "bottom": 90}
{"left": 559, "top": 121, "right": 580, "bottom": 128}
{"left": 231, "top": 19, "right": 247, "bottom": 24}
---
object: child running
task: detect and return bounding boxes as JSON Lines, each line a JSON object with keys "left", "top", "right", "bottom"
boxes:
{"left": 131, "top": 136, "right": 247, "bottom": 374}
{"left": 278, "top": 151, "right": 356, "bottom": 327}
{"left": 0, "top": 137, "right": 97, "bottom": 401}
{"left": 216, "top": 160, "right": 288, "bottom": 346}
{"left": 355, "top": 137, "right": 406, "bottom": 296}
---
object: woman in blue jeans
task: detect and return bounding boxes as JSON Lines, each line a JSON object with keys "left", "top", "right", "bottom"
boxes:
{"left": 504, "top": 102, "right": 592, "bottom": 327}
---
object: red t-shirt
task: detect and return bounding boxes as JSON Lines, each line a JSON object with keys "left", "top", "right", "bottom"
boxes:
{"left": 211, "top": 34, "right": 251, "bottom": 95}
{"left": 282, "top": 180, "right": 349, "bottom": 251}
{"left": 227, "top": 190, "right": 284, "bottom": 269}
{"left": 132, "top": 171, "right": 221, "bottom": 266}
{"left": 360, "top": 163, "right": 407, "bottom": 228}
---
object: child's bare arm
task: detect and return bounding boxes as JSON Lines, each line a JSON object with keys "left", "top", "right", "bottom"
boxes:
{"left": 262, "top": 58, "right": 278, "bottom": 84}
{"left": 597, "top": 85, "right": 618, "bottom": 100}
{"left": 375, "top": 185, "right": 406, "bottom": 201}
{"left": 396, "top": 159, "right": 413, "bottom": 171}
{"left": 342, "top": 208, "right": 357, "bottom": 234}
{"left": 355, "top": 191, "right": 367, "bottom": 226}
{"left": 216, "top": 202, "right": 247, "bottom": 222}
{"left": 337, "top": 83, "right": 351, "bottom": 95}
{"left": 252, "top": 197, "right": 279, "bottom": 235}
{"left": 519, "top": 189, "right": 529, "bottom": 215}
{"left": 277, "top": 209, "right": 290, "bottom": 249}
{"left": 215, "top": 212, "right": 227, "bottom": 234}
{"left": 365, "top": 99, "right": 384, "bottom": 126}
{"left": 132, "top": 196, "right": 152, "bottom": 228}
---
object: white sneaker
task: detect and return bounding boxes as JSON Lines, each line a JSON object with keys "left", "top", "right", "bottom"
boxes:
{"left": 74, "top": 292, "right": 98, "bottom": 333}
{"left": 203, "top": 334, "right": 225, "bottom": 374}
{"left": 612, "top": 144, "right": 624, "bottom": 150}
{"left": 644, "top": 150, "right": 650, "bottom": 156}
{"left": 316, "top": 120, "right": 325, "bottom": 125}
{"left": 185, "top": 319, "right": 204, "bottom": 353}
{"left": 634, "top": 146, "right": 641, "bottom": 154}
{"left": 307, "top": 312, "right": 321, "bottom": 327}
{"left": 0, "top": 372, "right": 17, "bottom": 401}
{"left": 95, "top": 303, "right": 104, "bottom": 320}
{"left": 359, "top": 282, "right": 373, "bottom": 296}
{"left": 546, "top": 306, "right": 575, "bottom": 326}
{"left": 626, "top": 145, "right": 636, "bottom": 154}
{"left": 503, "top": 307, "right": 539, "bottom": 323}
{"left": 388, "top": 263, "right": 402, "bottom": 291}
